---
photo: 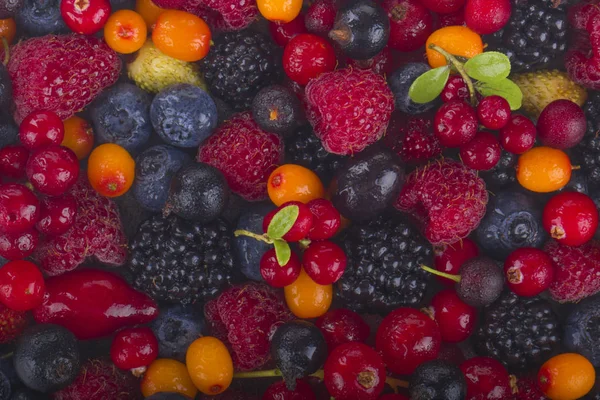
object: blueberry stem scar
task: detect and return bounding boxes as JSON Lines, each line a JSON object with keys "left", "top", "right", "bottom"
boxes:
{"left": 428, "top": 44, "right": 476, "bottom": 107}
{"left": 421, "top": 264, "right": 461, "bottom": 283}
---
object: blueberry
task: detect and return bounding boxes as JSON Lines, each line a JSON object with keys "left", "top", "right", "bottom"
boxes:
{"left": 564, "top": 294, "right": 600, "bottom": 367}
{"left": 474, "top": 190, "right": 547, "bottom": 260}
{"left": 150, "top": 305, "right": 205, "bottom": 362}
{"left": 109, "top": 0, "right": 134, "bottom": 11}
{"left": 0, "top": 113, "right": 17, "bottom": 149}
{"left": 133, "top": 145, "right": 191, "bottom": 212}
{"left": 410, "top": 360, "right": 466, "bottom": 400}
{"left": 388, "top": 63, "right": 439, "bottom": 115}
{"left": 89, "top": 83, "right": 153, "bottom": 154}
{"left": 150, "top": 84, "right": 218, "bottom": 148}
{"left": 251, "top": 85, "right": 301, "bottom": 135}
{"left": 0, "top": 64, "right": 12, "bottom": 110}
{"left": 10, "top": 388, "right": 47, "bottom": 400}
{"left": 15, "top": 0, "right": 68, "bottom": 37}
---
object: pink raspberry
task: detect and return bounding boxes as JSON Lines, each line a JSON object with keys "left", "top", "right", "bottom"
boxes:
{"left": 197, "top": 112, "right": 284, "bottom": 201}
{"left": 151, "top": 0, "right": 258, "bottom": 31}
{"left": 384, "top": 116, "right": 442, "bottom": 165}
{"left": 33, "top": 177, "right": 128, "bottom": 276}
{"left": 394, "top": 159, "right": 488, "bottom": 245}
{"left": 204, "top": 283, "right": 293, "bottom": 371}
{"left": 305, "top": 67, "right": 394, "bottom": 155}
{"left": 565, "top": 2, "right": 600, "bottom": 90}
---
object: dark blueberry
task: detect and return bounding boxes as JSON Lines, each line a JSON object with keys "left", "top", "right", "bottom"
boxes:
{"left": 251, "top": 85, "right": 301, "bottom": 135}
{"left": 15, "top": 0, "right": 68, "bottom": 37}
{"left": 564, "top": 294, "right": 600, "bottom": 367}
{"left": 213, "top": 97, "right": 234, "bottom": 127}
{"left": 0, "top": 369, "right": 10, "bottom": 400}
{"left": 0, "top": 64, "right": 12, "bottom": 111}
{"left": 480, "top": 151, "right": 517, "bottom": 189}
{"left": 0, "top": 357, "right": 18, "bottom": 390}
{"left": 0, "top": 112, "right": 18, "bottom": 149}
{"left": 109, "top": 0, "right": 134, "bottom": 11}
{"left": 410, "top": 360, "right": 467, "bottom": 400}
{"left": 10, "top": 388, "right": 49, "bottom": 400}
{"left": 388, "top": 63, "right": 438, "bottom": 115}
{"left": 133, "top": 145, "right": 191, "bottom": 212}
{"left": 0, "top": 0, "right": 22, "bottom": 18}
{"left": 150, "top": 305, "right": 205, "bottom": 362}
{"left": 150, "top": 84, "right": 217, "bottom": 148}
{"left": 457, "top": 257, "right": 504, "bottom": 308}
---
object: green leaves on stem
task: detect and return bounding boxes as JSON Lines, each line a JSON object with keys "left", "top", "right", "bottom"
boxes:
{"left": 409, "top": 66, "right": 450, "bottom": 104}
{"left": 273, "top": 239, "right": 292, "bottom": 266}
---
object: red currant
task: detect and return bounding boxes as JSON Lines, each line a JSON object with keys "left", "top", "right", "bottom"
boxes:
{"left": 542, "top": 191, "right": 598, "bottom": 247}
{"left": 459, "top": 131, "right": 502, "bottom": 170}
{"left": 441, "top": 75, "right": 469, "bottom": 103}
{"left": 460, "top": 357, "right": 512, "bottom": 400}
{"left": 0, "top": 183, "right": 40, "bottom": 234}
{"left": 60, "top": 0, "right": 111, "bottom": 35}
{"left": 35, "top": 194, "right": 77, "bottom": 236}
{"left": 499, "top": 114, "right": 536, "bottom": 154}
{"left": 18, "top": 111, "right": 65, "bottom": 151}
{"left": 263, "top": 201, "right": 314, "bottom": 242}
{"left": 260, "top": 248, "right": 302, "bottom": 287}
{"left": 263, "top": 379, "right": 316, "bottom": 400}
{"left": 383, "top": 0, "right": 433, "bottom": 52}
{"left": 434, "top": 238, "right": 479, "bottom": 286}
{"left": 110, "top": 327, "right": 159, "bottom": 371}
{"left": 283, "top": 33, "right": 336, "bottom": 86}
{"left": 26, "top": 145, "right": 80, "bottom": 196}
{"left": 303, "top": 241, "right": 347, "bottom": 285}
{"left": 269, "top": 15, "right": 307, "bottom": 47}
{"left": 0, "top": 146, "right": 29, "bottom": 180}
{"left": 477, "top": 96, "right": 510, "bottom": 129}
{"left": 504, "top": 247, "right": 554, "bottom": 297}
{"left": 316, "top": 308, "right": 370, "bottom": 350}
{"left": 0, "top": 260, "right": 45, "bottom": 311}
{"left": 0, "top": 228, "right": 39, "bottom": 260}
{"left": 428, "top": 289, "right": 477, "bottom": 343}
{"left": 305, "top": 0, "right": 336, "bottom": 35}
{"left": 434, "top": 100, "right": 478, "bottom": 147}
{"left": 306, "top": 198, "right": 341, "bottom": 240}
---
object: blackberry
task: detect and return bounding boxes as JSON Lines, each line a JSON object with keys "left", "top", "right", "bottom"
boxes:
{"left": 199, "top": 30, "right": 283, "bottom": 111}
{"left": 337, "top": 214, "right": 433, "bottom": 314}
{"left": 570, "top": 92, "right": 600, "bottom": 188}
{"left": 129, "top": 214, "right": 237, "bottom": 305}
{"left": 474, "top": 291, "right": 561, "bottom": 371}
{"left": 480, "top": 151, "right": 517, "bottom": 188}
{"left": 488, "top": 0, "right": 568, "bottom": 72}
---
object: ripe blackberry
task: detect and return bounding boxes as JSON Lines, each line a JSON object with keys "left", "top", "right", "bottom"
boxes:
{"left": 199, "top": 30, "right": 283, "bottom": 111}
{"left": 480, "top": 151, "right": 517, "bottom": 188}
{"left": 570, "top": 92, "right": 600, "bottom": 188}
{"left": 285, "top": 125, "right": 346, "bottom": 184}
{"left": 488, "top": 0, "right": 568, "bottom": 72}
{"left": 337, "top": 214, "right": 433, "bottom": 314}
{"left": 129, "top": 214, "right": 237, "bottom": 305}
{"left": 474, "top": 291, "right": 561, "bottom": 372}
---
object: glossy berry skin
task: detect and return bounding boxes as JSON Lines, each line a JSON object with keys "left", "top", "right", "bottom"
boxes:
{"left": 465, "top": 0, "right": 511, "bottom": 35}
{"left": 324, "top": 342, "right": 386, "bottom": 400}
{"left": 0, "top": 260, "right": 45, "bottom": 311}
{"left": 269, "top": 15, "right": 307, "bottom": 47}
{"left": 375, "top": 308, "right": 441, "bottom": 375}
{"left": 26, "top": 146, "right": 79, "bottom": 196}
{"left": 18, "top": 111, "right": 65, "bottom": 151}
{"left": 382, "top": 0, "right": 433, "bottom": 52}
{"left": 0, "top": 146, "right": 28, "bottom": 179}
{"left": 283, "top": 33, "right": 336, "bottom": 86}
{"left": 441, "top": 75, "right": 469, "bottom": 103}
{"left": 499, "top": 114, "right": 536, "bottom": 154}
{"left": 260, "top": 249, "right": 302, "bottom": 288}
{"left": 460, "top": 357, "right": 512, "bottom": 400}
{"left": 60, "top": 0, "right": 111, "bottom": 35}
{"left": 316, "top": 308, "right": 370, "bottom": 351}
{"left": 263, "top": 379, "right": 316, "bottom": 400}
{"left": 35, "top": 194, "right": 77, "bottom": 236}
{"left": 459, "top": 131, "right": 502, "bottom": 171}
{"left": 434, "top": 100, "right": 478, "bottom": 147}
{"left": 303, "top": 241, "right": 347, "bottom": 285}
{"left": 434, "top": 238, "right": 479, "bottom": 286}
{"left": 428, "top": 289, "right": 477, "bottom": 343}
{"left": 504, "top": 247, "right": 554, "bottom": 297}
{"left": 0, "top": 183, "right": 39, "bottom": 234}
{"left": 111, "top": 327, "right": 159, "bottom": 370}
{"left": 305, "top": 0, "right": 336, "bottom": 35}
{"left": 306, "top": 199, "right": 340, "bottom": 240}
{"left": 263, "top": 201, "right": 314, "bottom": 242}
{"left": 410, "top": 360, "right": 467, "bottom": 400}
{"left": 477, "top": 96, "right": 510, "bottom": 129}
{"left": 0, "top": 229, "right": 39, "bottom": 260}
{"left": 542, "top": 192, "right": 599, "bottom": 247}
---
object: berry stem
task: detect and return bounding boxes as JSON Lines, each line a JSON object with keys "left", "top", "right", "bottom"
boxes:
{"left": 386, "top": 376, "right": 410, "bottom": 392}
{"left": 1, "top": 37, "right": 8, "bottom": 66}
{"left": 428, "top": 44, "right": 476, "bottom": 107}
{"left": 420, "top": 264, "right": 461, "bottom": 283}
{"left": 233, "top": 229, "right": 274, "bottom": 244}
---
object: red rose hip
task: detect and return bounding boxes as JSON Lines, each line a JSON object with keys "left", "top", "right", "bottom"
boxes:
{"left": 434, "top": 100, "right": 478, "bottom": 147}
{"left": 18, "top": 111, "right": 65, "bottom": 150}
{"left": 434, "top": 238, "right": 479, "bottom": 286}
{"left": 428, "top": 289, "right": 477, "bottom": 343}
{"left": 0, "top": 183, "right": 40, "bottom": 234}
{"left": 60, "top": 0, "right": 111, "bottom": 35}
{"left": 504, "top": 247, "right": 554, "bottom": 297}
{"left": 476, "top": 96, "right": 510, "bottom": 129}
{"left": 0, "top": 229, "right": 39, "bottom": 260}
{"left": 263, "top": 201, "right": 314, "bottom": 242}
{"left": 283, "top": 33, "right": 336, "bottom": 85}
{"left": 0, "top": 260, "right": 45, "bottom": 311}
{"left": 316, "top": 308, "right": 370, "bottom": 350}
{"left": 542, "top": 191, "right": 599, "bottom": 247}
{"left": 307, "top": 198, "right": 341, "bottom": 240}
{"left": 26, "top": 145, "right": 80, "bottom": 196}
{"left": 459, "top": 131, "right": 502, "bottom": 171}
{"left": 0, "top": 146, "right": 29, "bottom": 179}
{"left": 499, "top": 114, "right": 536, "bottom": 154}
{"left": 303, "top": 241, "right": 347, "bottom": 285}
{"left": 35, "top": 194, "right": 77, "bottom": 236}
{"left": 260, "top": 249, "right": 302, "bottom": 287}
{"left": 110, "top": 326, "right": 159, "bottom": 371}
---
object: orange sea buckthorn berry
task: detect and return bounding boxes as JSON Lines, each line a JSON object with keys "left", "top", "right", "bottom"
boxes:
{"left": 152, "top": 10, "right": 211, "bottom": 62}
{"left": 517, "top": 147, "right": 572, "bottom": 193}
{"left": 0, "top": 18, "right": 16, "bottom": 45}
{"left": 186, "top": 336, "right": 233, "bottom": 395}
{"left": 284, "top": 267, "right": 332, "bottom": 319}
{"left": 135, "top": 0, "right": 164, "bottom": 29}
{"left": 104, "top": 10, "right": 147, "bottom": 54}
{"left": 87, "top": 143, "right": 135, "bottom": 197}
{"left": 141, "top": 358, "right": 198, "bottom": 398}
{"left": 425, "top": 26, "right": 483, "bottom": 68}
{"left": 257, "top": 0, "right": 303, "bottom": 23}
{"left": 62, "top": 116, "right": 95, "bottom": 160}
{"left": 268, "top": 164, "right": 325, "bottom": 206}
{"left": 538, "top": 353, "right": 595, "bottom": 400}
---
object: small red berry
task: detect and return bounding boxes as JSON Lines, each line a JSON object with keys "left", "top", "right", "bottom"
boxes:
{"left": 0, "top": 183, "right": 40, "bottom": 234}
{"left": 110, "top": 326, "right": 159, "bottom": 371}
{"left": 465, "top": 0, "right": 511, "bottom": 35}
{"left": 434, "top": 238, "right": 479, "bottom": 286}
{"left": 269, "top": 15, "right": 307, "bottom": 47}
{"left": 419, "top": 0, "right": 465, "bottom": 14}
{"left": 0, "top": 260, "right": 45, "bottom": 311}
{"left": 263, "top": 379, "right": 316, "bottom": 400}
{"left": 306, "top": 198, "right": 341, "bottom": 240}
{"left": 18, "top": 111, "right": 65, "bottom": 151}
{"left": 542, "top": 191, "right": 599, "bottom": 247}
{"left": 428, "top": 289, "right": 477, "bottom": 343}
{"left": 60, "top": 0, "right": 111, "bottom": 35}
{"left": 35, "top": 194, "right": 78, "bottom": 236}
{"left": 459, "top": 131, "right": 502, "bottom": 170}
{"left": 263, "top": 201, "right": 314, "bottom": 242}
{"left": 305, "top": 0, "right": 336, "bottom": 36}
{"left": 460, "top": 357, "right": 512, "bottom": 400}
{"left": 260, "top": 248, "right": 302, "bottom": 287}
{"left": 283, "top": 33, "right": 336, "bottom": 86}
{"left": 504, "top": 247, "right": 554, "bottom": 297}
{"left": 438, "top": 8, "right": 465, "bottom": 28}
{"left": 499, "top": 114, "right": 536, "bottom": 154}
{"left": 434, "top": 100, "right": 478, "bottom": 148}
{"left": 316, "top": 308, "right": 370, "bottom": 351}
{"left": 324, "top": 342, "right": 386, "bottom": 400}
{"left": 477, "top": 96, "right": 510, "bottom": 129}
{"left": 383, "top": 0, "right": 433, "bottom": 52}
{"left": 26, "top": 145, "right": 80, "bottom": 197}
{"left": 0, "top": 146, "right": 29, "bottom": 180}
{"left": 441, "top": 75, "right": 469, "bottom": 103}
{"left": 0, "top": 228, "right": 39, "bottom": 260}
{"left": 303, "top": 241, "right": 347, "bottom": 285}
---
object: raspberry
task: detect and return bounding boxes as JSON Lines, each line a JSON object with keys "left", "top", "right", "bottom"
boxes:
{"left": 151, "top": 0, "right": 258, "bottom": 31}
{"left": 394, "top": 159, "right": 488, "bottom": 245}
{"left": 305, "top": 67, "right": 394, "bottom": 155}
{"left": 0, "top": 303, "right": 26, "bottom": 344}
{"left": 546, "top": 239, "right": 600, "bottom": 303}
{"left": 7, "top": 34, "right": 121, "bottom": 124}
{"left": 197, "top": 112, "right": 284, "bottom": 201}
{"left": 33, "top": 177, "right": 128, "bottom": 276}
{"left": 204, "top": 283, "right": 294, "bottom": 371}
{"left": 512, "top": 377, "right": 548, "bottom": 400}
{"left": 384, "top": 116, "right": 442, "bottom": 165}
{"left": 565, "top": 5, "right": 600, "bottom": 90}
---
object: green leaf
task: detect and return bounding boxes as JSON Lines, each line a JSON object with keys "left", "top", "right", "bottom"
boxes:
{"left": 267, "top": 204, "right": 299, "bottom": 239}
{"left": 273, "top": 239, "right": 291, "bottom": 266}
{"left": 464, "top": 52, "right": 511, "bottom": 83}
{"left": 475, "top": 79, "right": 523, "bottom": 110}
{"left": 408, "top": 66, "right": 450, "bottom": 104}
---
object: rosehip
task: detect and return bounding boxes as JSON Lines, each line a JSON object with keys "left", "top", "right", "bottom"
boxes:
{"left": 0, "top": 260, "right": 45, "bottom": 311}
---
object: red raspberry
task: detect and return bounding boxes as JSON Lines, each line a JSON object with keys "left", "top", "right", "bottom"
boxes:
{"left": 565, "top": 6, "right": 600, "bottom": 90}
{"left": 512, "top": 377, "right": 548, "bottom": 400}
{"left": 204, "top": 283, "right": 294, "bottom": 371}
{"left": 384, "top": 117, "right": 443, "bottom": 165}
{"left": 394, "top": 159, "right": 488, "bottom": 245}
{"left": 305, "top": 67, "right": 394, "bottom": 155}
{"left": 7, "top": 34, "right": 120, "bottom": 124}
{"left": 33, "top": 177, "right": 128, "bottom": 276}
{"left": 197, "top": 112, "right": 284, "bottom": 201}
{"left": 151, "top": 0, "right": 258, "bottom": 31}
{"left": 0, "top": 302, "right": 26, "bottom": 343}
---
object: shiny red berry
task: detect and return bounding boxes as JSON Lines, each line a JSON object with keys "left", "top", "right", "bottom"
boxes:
{"left": 324, "top": 342, "right": 386, "bottom": 400}
{"left": 434, "top": 100, "right": 478, "bottom": 148}
{"left": 263, "top": 379, "right": 316, "bottom": 400}
{"left": 428, "top": 289, "right": 477, "bottom": 343}
{"left": 499, "top": 114, "right": 536, "bottom": 154}
{"left": 375, "top": 307, "right": 441, "bottom": 375}
{"left": 459, "top": 131, "right": 502, "bottom": 170}
{"left": 35, "top": 194, "right": 77, "bottom": 236}
{"left": 18, "top": 111, "right": 65, "bottom": 151}
{"left": 0, "top": 146, "right": 29, "bottom": 180}
{"left": 306, "top": 198, "right": 341, "bottom": 240}
{"left": 26, "top": 145, "right": 80, "bottom": 196}
{"left": 437, "top": 8, "right": 465, "bottom": 28}
{"left": 0, "top": 183, "right": 40, "bottom": 234}
{"left": 283, "top": 33, "right": 336, "bottom": 86}
{"left": 316, "top": 308, "right": 370, "bottom": 350}
{"left": 477, "top": 96, "right": 510, "bottom": 129}
{"left": 460, "top": 357, "right": 512, "bottom": 400}
{"left": 504, "top": 247, "right": 554, "bottom": 297}
{"left": 110, "top": 326, "right": 158, "bottom": 371}
{"left": 465, "top": 0, "right": 511, "bottom": 35}
{"left": 303, "top": 241, "right": 347, "bottom": 285}
{"left": 60, "top": 0, "right": 111, "bottom": 35}
{"left": 263, "top": 201, "right": 314, "bottom": 242}
{"left": 269, "top": 15, "right": 307, "bottom": 47}
{"left": 0, "top": 228, "right": 39, "bottom": 260}
{"left": 383, "top": 0, "right": 433, "bottom": 52}
{"left": 434, "top": 238, "right": 479, "bottom": 286}
{"left": 542, "top": 191, "right": 598, "bottom": 246}
{"left": 441, "top": 75, "right": 469, "bottom": 103}
{"left": 305, "top": 0, "right": 336, "bottom": 35}
{"left": 260, "top": 248, "right": 302, "bottom": 287}
{"left": 0, "top": 260, "right": 45, "bottom": 311}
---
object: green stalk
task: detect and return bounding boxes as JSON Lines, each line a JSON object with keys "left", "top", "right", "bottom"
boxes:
{"left": 428, "top": 44, "right": 476, "bottom": 106}
{"left": 233, "top": 230, "right": 274, "bottom": 244}
{"left": 421, "top": 264, "right": 461, "bottom": 283}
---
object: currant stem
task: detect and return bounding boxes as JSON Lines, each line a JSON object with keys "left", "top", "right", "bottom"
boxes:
{"left": 386, "top": 376, "right": 410, "bottom": 393}
{"left": 421, "top": 264, "right": 461, "bottom": 283}
{"left": 428, "top": 44, "right": 476, "bottom": 107}
{"left": 233, "top": 230, "right": 274, "bottom": 244}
